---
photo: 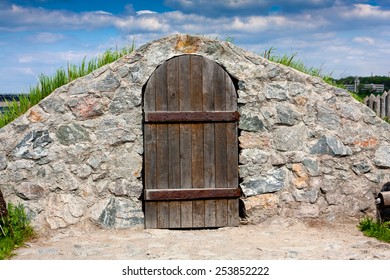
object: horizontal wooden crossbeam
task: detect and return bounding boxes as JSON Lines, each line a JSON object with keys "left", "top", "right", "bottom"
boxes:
{"left": 144, "top": 111, "right": 240, "bottom": 123}
{"left": 144, "top": 188, "right": 241, "bottom": 201}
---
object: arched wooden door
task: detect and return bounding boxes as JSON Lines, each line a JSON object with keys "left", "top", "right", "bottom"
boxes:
{"left": 143, "top": 54, "right": 240, "bottom": 229}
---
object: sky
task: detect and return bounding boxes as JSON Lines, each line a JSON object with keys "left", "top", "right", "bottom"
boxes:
{"left": 0, "top": 0, "right": 390, "bottom": 93}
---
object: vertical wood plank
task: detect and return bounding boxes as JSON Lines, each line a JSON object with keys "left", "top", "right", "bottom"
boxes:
{"left": 225, "top": 75, "right": 238, "bottom": 190}
{"left": 167, "top": 58, "right": 181, "bottom": 189}
{"left": 216, "top": 199, "right": 228, "bottom": 227}
{"left": 157, "top": 202, "right": 170, "bottom": 228}
{"left": 205, "top": 200, "right": 216, "bottom": 227}
{"left": 225, "top": 68, "right": 239, "bottom": 227}
{"left": 214, "top": 59, "right": 227, "bottom": 190}
{"left": 191, "top": 55, "right": 204, "bottom": 189}
{"left": 226, "top": 122, "right": 238, "bottom": 188}
{"left": 144, "top": 73, "right": 156, "bottom": 112}
{"left": 190, "top": 55, "right": 205, "bottom": 227}
{"left": 169, "top": 202, "right": 181, "bottom": 228}
{"left": 179, "top": 56, "right": 192, "bottom": 188}
{"left": 179, "top": 55, "right": 193, "bottom": 228}
{"left": 144, "top": 125, "right": 157, "bottom": 190}
{"left": 215, "top": 123, "right": 227, "bottom": 188}
{"left": 203, "top": 58, "right": 215, "bottom": 188}
{"left": 144, "top": 125, "right": 157, "bottom": 230}
{"left": 181, "top": 201, "right": 193, "bottom": 228}
{"left": 213, "top": 61, "right": 226, "bottom": 111}
{"left": 225, "top": 72, "right": 237, "bottom": 111}
{"left": 167, "top": 57, "right": 181, "bottom": 228}
{"left": 155, "top": 62, "right": 169, "bottom": 228}
{"left": 227, "top": 199, "right": 239, "bottom": 226}
{"left": 192, "top": 124, "right": 204, "bottom": 188}
{"left": 190, "top": 55, "right": 204, "bottom": 111}
{"left": 179, "top": 55, "right": 191, "bottom": 112}
{"left": 155, "top": 61, "right": 169, "bottom": 190}
{"left": 144, "top": 202, "right": 157, "bottom": 229}
{"left": 156, "top": 125, "right": 169, "bottom": 190}
{"left": 193, "top": 200, "right": 205, "bottom": 228}
{"left": 143, "top": 67, "right": 157, "bottom": 229}
{"left": 203, "top": 58, "right": 216, "bottom": 227}
{"left": 214, "top": 61, "right": 229, "bottom": 227}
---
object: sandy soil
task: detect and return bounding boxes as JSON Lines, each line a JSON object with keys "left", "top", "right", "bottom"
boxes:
{"left": 11, "top": 217, "right": 390, "bottom": 260}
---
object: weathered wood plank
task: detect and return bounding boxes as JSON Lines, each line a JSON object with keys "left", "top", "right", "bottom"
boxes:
{"left": 216, "top": 199, "right": 228, "bottom": 227}
{"left": 167, "top": 56, "right": 181, "bottom": 188}
{"left": 205, "top": 200, "right": 217, "bottom": 227}
{"left": 167, "top": 55, "right": 179, "bottom": 111}
{"left": 193, "top": 200, "right": 205, "bottom": 227}
{"left": 203, "top": 57, "right": 217, "bottom": 227}
{"left": 155, "top": 58, "right": 169, "bottom": 190}
{"left": 144, "top": 202, "right": 157, "bottom": 228}
{"left": 169, "top": 201, "right": 181, "bottom": 228}
{"left": 144, "top": 71, "right": 156, "bottom": 112}
{"left": 191, "top": 55, "right": 205, "bottom": 227}
{"left": 214, "top": 59, "right": 227, "bottom": 111}
{"left": 153, "top": 57, "right": 169, "bottom": 228}
{"left": 179, "top": 55, "right": 193, "bottom": 228}
{"left": 181, "top": 201, "right": 193, "bottom": 228}
{"left": 168, "top": 125, "right": 180, "bottom": 187}
{"left": 166, "top": 57, "right": 181, "bottom": 226}
{"left": 227, "top": 199, "right": 239, "bottom": 226}
{"left": 157, "top": 202, "right": 170, "bottom": 228}
{"left": 179, "top": 55, "right": 191, "bottom": 112}
{"left": 203, "top": 58, "right": 215, "bottom": 110}
{"left": 215, "top": 123, "right": 227, "bottom": 188}
{"left": 214, "top": 54, "right": 228, "bottom": 192}
{"left": 226, "top": 122, "right": 238, "bottom": 189}
{"left": 192, "top": 124, "right": 204, "bottom": 188}
{"left": 225, "top": 71, "right": 237, "bottom": 111}
{"left": 156, "top": 125, "right": 169, "bottom": 189}
{"left": 203, "top": 123, "right": 215, "bottom": 188}
{"left": 167, "top": 58, "right": 180, "bottom": 189}
{"left": 180, "top": 124, "right": 192, "bottom": 188}
{"left": 144, "top": 125, "right": 157, "bottom": 190}
{"left": 143, "top": 53, "right": 157, "bottom": 229}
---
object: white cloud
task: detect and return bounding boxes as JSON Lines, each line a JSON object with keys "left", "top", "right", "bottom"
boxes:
{"left": 17, "top": 50, "right": 92, "bottom": 65}
{"left": 14, "top": 67, "right": 35, "bottom": 75}
{"left": 32, "top": 32, "right": 65, "bottom": 43}
{"left": 18, "top": 56, "right": 34, "bottom": 63}
{"left": 345, "top": 4, "right": 390, "bottom": 19}
{"left": 353, "top": 37, "right": 375, "bottom": 45}
{"left": 136, "top": 10, "right": 158, "bottom": 15}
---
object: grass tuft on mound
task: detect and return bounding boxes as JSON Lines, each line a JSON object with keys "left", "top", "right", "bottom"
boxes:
{"left": 358, "top": 217, "right": 390, "bottom": 243}
{"left": 0, "top": 44, "right": 135, "bottom": 128}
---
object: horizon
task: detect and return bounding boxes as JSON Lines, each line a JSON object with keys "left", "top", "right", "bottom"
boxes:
{"left": 1, "top": 0, "right": 390, "bottom": 93}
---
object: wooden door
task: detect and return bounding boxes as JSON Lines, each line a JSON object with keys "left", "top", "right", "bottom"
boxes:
{"left": 143, "top": 54, "right": 240, "bottom": 229}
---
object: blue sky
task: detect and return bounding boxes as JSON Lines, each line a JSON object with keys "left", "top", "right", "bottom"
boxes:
{"left": 0, "top": 0, "right": 389, "bottom": 93}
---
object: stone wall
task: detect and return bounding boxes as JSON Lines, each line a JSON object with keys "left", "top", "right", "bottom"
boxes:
{"left": 1, "top": 34, "right": 389, "bottom": 233}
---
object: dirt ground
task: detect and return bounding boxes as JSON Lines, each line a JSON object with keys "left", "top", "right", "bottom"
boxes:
{"left": 10, "top": 217, "right": 390, "bottom": 260}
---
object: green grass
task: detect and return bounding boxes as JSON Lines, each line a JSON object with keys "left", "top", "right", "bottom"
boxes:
{"left": 358, "top": 217, "right": 390, "bottom": 243}
{"left": 0, "top": 44, "right": 135, "bottom": 129}
{"left": 0, "top": 203, "right": 35, "bottom": 260}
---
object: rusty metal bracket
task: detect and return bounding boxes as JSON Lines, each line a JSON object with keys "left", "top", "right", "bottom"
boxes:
{"left": 144, "top": 111, "right": 240, "bottom": 123}
{"left": 144, "top": 188, "right": 241, "bottom": 201}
